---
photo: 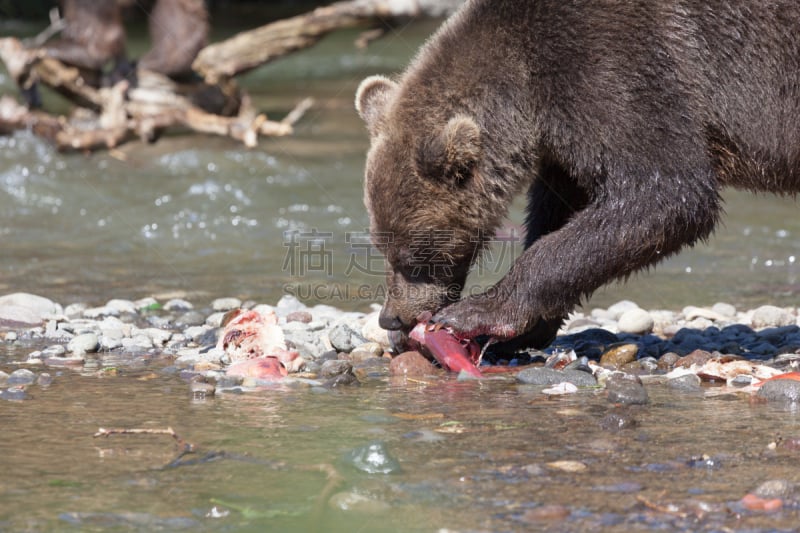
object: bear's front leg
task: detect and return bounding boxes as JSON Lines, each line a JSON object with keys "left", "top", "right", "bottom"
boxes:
{"left": 435, "top": 169, "right": 722, "bottom": 347}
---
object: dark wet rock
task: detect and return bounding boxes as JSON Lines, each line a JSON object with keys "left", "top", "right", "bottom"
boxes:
{"left": 390, "top": 351, "right": 436, "bottom": 377}
{"left": 599, "top": 344, "right": 638, "bottom": 368}
{"left": 754, "top": 479, "right": 794, "bottom": 499}
{"left": 323, "top": 371, "right": 360, "bottom": 388}
{"left": 743, "top": 341, "right": 778, "bottom": 357}
{"left": 8, "top": 368, "right": 36, "bottom": 386}
{"left": 517, "top": 367, "right": 597, "bottom": 387}
{"left": 286, "top": 310, "right": 313, "bottom": 323}
{"left": 563, "top": 355, "right": 592, "bottom": 373}
{"left": 752, "top": 305, "right": 795, "bottom": 329}
{"left": 353, "top": 357, "right": 389, "bottom": 382}
{"left": 667, "top": 373, "right": 702, "bottom": 392}
{"left": 675, "top": 349, "right": 713, "bottom": 368}
{"left": 1, "top": 386, "right": 28, "bottom": 401}
{"left": 606, "top": 373, "right": 648, "bottom": 405}
{"left": 67, "top": 333, "right": 99, "bottom": 355}
{"left": 329, "top": 322, "right": 368, "bottom": 353}
{"left": 551, "top": 328, "right": 619, "bottom": 359}
{"left": 757, "top": 379, "right": 800, "bottom": 403}
{"left": 320, "top": 360, "right": 353, "bottom": 378}
{"left": 599, "top": 411, "right": 638, "bottom": 432}
{"left": 344, "top": 441, "right": 401, "bottom": 474}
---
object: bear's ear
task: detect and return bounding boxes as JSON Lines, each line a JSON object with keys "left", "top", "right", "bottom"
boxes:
{"left": 355, "top": 75, "right": 397, "bottom": 133}
{"left": 417, "top": 115, "right": 481, "bottom": 183}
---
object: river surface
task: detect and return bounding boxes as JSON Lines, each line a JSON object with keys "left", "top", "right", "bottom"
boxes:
{"left": 2, "top": 11, "right": 800, "bottom": 533}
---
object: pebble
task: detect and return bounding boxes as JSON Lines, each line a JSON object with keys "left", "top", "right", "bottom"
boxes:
{"left": 320, "top": 360, "right": 353, "bottom": 378}
{"left": 599, "top": 411, "right": 638, "bottom": 432}
{"left": 757, "top": 379, "right": 800, "bottom": 403}
{"left": 329, "top": 322, "right": 368, "bottom": 353}
{"left": 516, "top": 367, "right": 597, "bottom": 387}
{"left": 606, "top": 373, "right": 648, "bottom": 405}
{"left": 212, "top": 297, "right": 242, "bottom": 312}
{"left": 617, "top": 308, "right": 654, "bottom": 334}
{"left": 0, "top": 291, "right": 798, "bottom": 406}
{"left": 751, "top": 305, "right": 795, "bottom": 329}
{"left": 667, "top": 373, "right": 702, "bottom": 392}
{"left": 389, "top": 351, "right": 436, "bottom": 377}
{"left": 754, "top": 479, "right": 794, "bottom": 499}
{"left": 286, "top": 310, "right": 313, "bottom": 323}
{"left": 164, "top": 299, "right": 193, "bottom": 311}
{"left": 8, "top": 368, "right": 36, "bottom": 386}
{"left": 606, "top": 300, "right": 640, "bottom": 319}
{"left": 67, "top": 333, "right": 99, "bottom": 355}
{"left": 599, "top": 344, "right": 638, "bottom": 368}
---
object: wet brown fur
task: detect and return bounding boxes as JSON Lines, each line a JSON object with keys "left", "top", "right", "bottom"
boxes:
{"left": 139, "top": 0, "right": 208, "bottom": 78}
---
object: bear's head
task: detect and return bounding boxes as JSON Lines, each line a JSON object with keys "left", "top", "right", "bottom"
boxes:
{"left": 356, "top": 75, "right": 494, "bottom": 332}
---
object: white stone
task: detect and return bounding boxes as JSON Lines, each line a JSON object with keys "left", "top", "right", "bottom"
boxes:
{"left": 212, "top": 297, "right": 242, "bottom": 312}
{"left": 606, "top": 300, "right": 641, "bottom": 320}
{"left": 68, "top": 333, "right": 99, "bottom": 355}
{"left": 752, "top": 305, "right": 795, "bottom": 329}
{"left": 617, "top": 308, "right": 654, "bottom": 335}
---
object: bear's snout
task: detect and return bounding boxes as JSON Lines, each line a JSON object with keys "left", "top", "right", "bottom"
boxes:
{"left": 378, "top": 306, "right": 405, "bottom": 331}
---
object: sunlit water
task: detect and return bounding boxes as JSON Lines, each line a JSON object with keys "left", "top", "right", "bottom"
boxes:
{"left": 1, "top": 12, "right": 800, "bottom": 533}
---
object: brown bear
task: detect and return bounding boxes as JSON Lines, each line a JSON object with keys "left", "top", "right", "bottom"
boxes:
{"left": 138, "top": 0, "right": 209, "bottom": 79}
{"left": 356, "top": 0, "right": 800, "bottom": 349}
{"left": 44, "top": 0, "right": 129, "bottom": 76}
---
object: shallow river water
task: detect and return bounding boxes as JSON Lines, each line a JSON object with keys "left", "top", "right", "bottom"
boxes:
{"left": 2, "top": 11, "right": 800, "bottom": 533}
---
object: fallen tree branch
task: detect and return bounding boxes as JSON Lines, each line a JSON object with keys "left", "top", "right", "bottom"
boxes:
{"left": 193, "top": 0, "right": 465, "bottom": 83}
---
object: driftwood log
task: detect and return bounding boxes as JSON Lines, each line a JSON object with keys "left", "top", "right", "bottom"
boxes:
{"left": 0, "top": 0, "right": 463, "bottom": 151}
{"left": 193, "top": 0, "right": 464, "bottom": 84}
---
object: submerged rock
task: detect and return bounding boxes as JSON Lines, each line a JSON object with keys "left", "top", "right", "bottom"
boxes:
{"left": 606, "top": 373, "right": 648, "bottom": 405}
{"left": 344, "top": 441, "right": 401, "bottom": 474}
{"left": 757, "top": 379, "right": 800, "bottom": 403}
{"left": 517, "top": 367, "right": 597, "bottom": 387}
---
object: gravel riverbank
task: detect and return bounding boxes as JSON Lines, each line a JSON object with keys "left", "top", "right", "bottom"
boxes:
{"left": 2, "top": 292, "right": 800, "bottom": 403}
